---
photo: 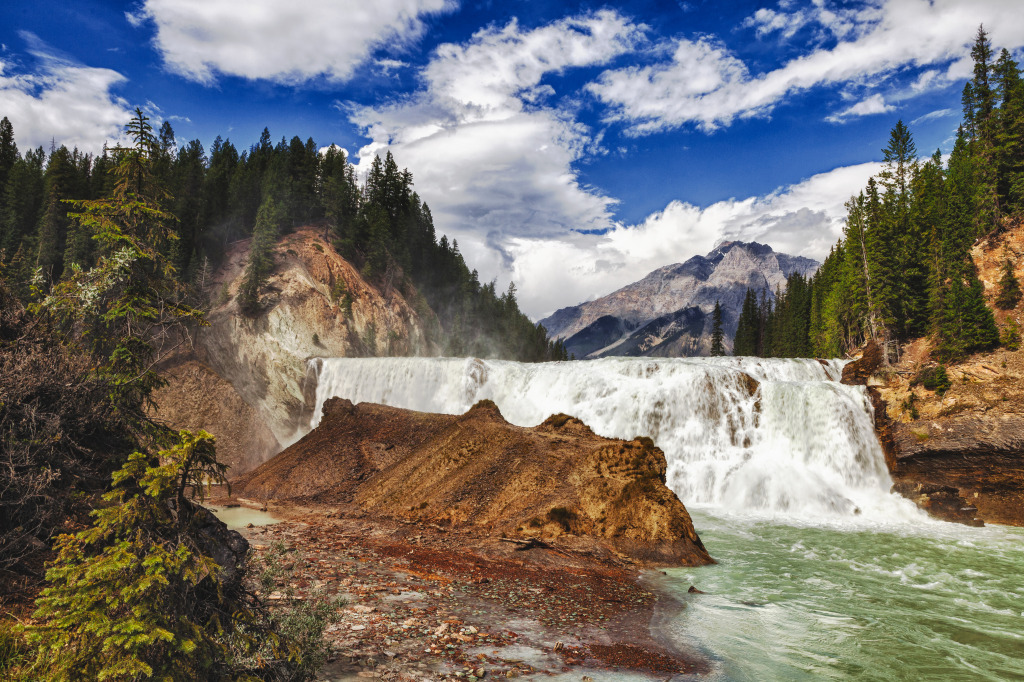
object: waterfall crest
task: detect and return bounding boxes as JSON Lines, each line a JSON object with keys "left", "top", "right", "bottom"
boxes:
{"left": 309, "top": 357, "right": 920, "bottom": 522}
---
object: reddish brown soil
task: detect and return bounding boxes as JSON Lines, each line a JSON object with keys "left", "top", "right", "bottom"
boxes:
{"left": 227, "top": 503, "right": 708, "bottom": 682}
{"left": 234, "top": 398, "right": 712, "bottom": 567}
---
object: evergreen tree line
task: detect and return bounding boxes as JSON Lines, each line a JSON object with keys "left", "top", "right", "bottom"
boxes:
{"left": 0, "top": 118, "right": 565, "bottom": 361}
{"left": 735, "top": 26, "right": 1023, "bottom": 363}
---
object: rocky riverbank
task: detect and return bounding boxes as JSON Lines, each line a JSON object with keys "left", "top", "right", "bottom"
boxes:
{"left": 220, "top": 504, "right": 708, "bottom": 681}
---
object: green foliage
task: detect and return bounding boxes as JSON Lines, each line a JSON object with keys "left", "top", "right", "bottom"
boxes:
{"left": 917, "top": 365, "right": 952, "bottom": 396}
{"left": 1001, "top": 317, "right": 1021, "bottom": 350}
{"left": 246, "top": 542, "right": 345, "bottom": 679}
{"left": 995, "top": 258, "right": 1022, "bottom": 309}
{"left": 238, "top": 195, "right": 283, "bottom": 315}
{"left": 42, "top": 108, "right": 205, "bottom": 420}
{"left": 741, "top": 28, "right": 1018, "bottom": 362}
{"left": 709, "top": 301, "right": 725, "bottom": 356}
{"left": 26, "top": 431, "right": 301, "bottom": 681}
{"left": 0, "top": 110, "right": 564, "bottom": 362}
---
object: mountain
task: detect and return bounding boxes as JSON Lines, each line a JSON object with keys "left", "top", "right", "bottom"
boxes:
{"left": 540, "top": 241, "right": 819, "bottom": 358}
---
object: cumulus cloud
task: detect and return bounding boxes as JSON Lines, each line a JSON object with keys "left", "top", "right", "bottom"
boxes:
{"left": 0, "top": 36, "right": 132, "bottom": 152}
{"left": 346, "top": 10, "right": 643, "bottom": 273}
{"left": 508, "top": 162, "right": 883, "bottom": 319}
{"left": 135, "top": 0, "right": 457, "bottom": 84}
{"left": 589, "top": 0, "right": 1024, "bottom": 133}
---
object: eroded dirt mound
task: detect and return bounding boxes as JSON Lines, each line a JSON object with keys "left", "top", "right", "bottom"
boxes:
{"left": 234, "top": 399, "right": 712, "bottom": 567}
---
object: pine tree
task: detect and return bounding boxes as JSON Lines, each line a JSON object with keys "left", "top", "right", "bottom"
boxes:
{"left": 733, "top": 289, "right": 758, "bottom": 356}
{"left": 709, "top": 301, "right": 725, "bottom": 356}
{"left": 43, "top": 108, "right": 203, "bottom": 418}
{"left": 237, "top": 195, "right": 282, "bottom": 315}
{"left": 995, "top": 258, "right": 1022, "bottom": 309}
{"left": 27, "top": 432, "right": 299, "bottom": 681}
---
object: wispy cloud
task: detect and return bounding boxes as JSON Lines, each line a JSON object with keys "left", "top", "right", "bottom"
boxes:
{"left": 911, "top": 108, "right": 955, "bottom": 125}
{"left": 588, "top": 0, "right": 1024, "bottom": 134}
{"left": 825, "top": 93, "right": 894, "bottom": 123}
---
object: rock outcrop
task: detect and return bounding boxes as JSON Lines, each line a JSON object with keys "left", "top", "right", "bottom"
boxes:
{"left": 844, "top": 222, "right": 1024, "bottom": 526}
{"left": 541, "top": 241, "right": 818, "bottom": 358}
{"left": 152, "top": 227, "right": 438, "bottom": 474}
{"left": 234, "top": 398, "right": 713, "bottom": 567}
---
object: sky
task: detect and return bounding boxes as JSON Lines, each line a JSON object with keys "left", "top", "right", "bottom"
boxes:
{"left": 2, "top": 0, "right": 1024, "bottom": 319}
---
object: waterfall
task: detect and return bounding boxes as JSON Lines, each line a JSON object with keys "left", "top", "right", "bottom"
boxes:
{"left": 307, "top": 357, "right": 921, "bottom": 522}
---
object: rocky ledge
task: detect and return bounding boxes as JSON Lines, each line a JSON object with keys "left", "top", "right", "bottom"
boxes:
{"left": 233, "top": 399, "right": 712, "bottom": 567}
{"left": 843, "top": 340, "right": 1024, "bottom": 526}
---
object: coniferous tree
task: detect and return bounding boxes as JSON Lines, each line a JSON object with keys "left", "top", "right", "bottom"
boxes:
{"left": 709, "top": 301, "right": 725, "bottom": 356}
{"left": 733, "top": 288, "right": 759, "bottom": 356}
{"left": 996, "top": 258, "right": 1022, "bottom": 309}
{"left": 237, "top": 195, "right": 283, "bottom": 315}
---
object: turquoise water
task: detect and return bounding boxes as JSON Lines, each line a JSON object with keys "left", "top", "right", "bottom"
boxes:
{"left": 662, "top": 511, "right": 1024, "bottom": 681}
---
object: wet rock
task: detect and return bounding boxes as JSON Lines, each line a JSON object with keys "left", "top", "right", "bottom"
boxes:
{"left": 687, "top": 585, "right": 705, "bottom": 594}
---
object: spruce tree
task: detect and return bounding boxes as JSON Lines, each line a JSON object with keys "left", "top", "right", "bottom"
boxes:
{"left": 237, "top": 195, "right": 282, "bottom": 315}
{"left": 709, "top": 301, "right": 725, "bottom": 356}
{"left": 996, "top": 258, "right": 1022, "bottom": 309}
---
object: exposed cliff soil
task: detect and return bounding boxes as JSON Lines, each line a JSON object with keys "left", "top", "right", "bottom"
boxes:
{"left": 150, "top": 359, "right": 280, "bottom": 474}
{"left": 234, "top": 399, "right": 712, "bottom": 568}
{"left": 845, "top": 222, "right": 1024, "bottom": 526}
{"left": 152, "top": 227, "right": 437, "bottom": 473}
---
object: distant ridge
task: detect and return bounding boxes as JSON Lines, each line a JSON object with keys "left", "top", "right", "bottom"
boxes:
{"left": 540, "top": 241, "right": 819, "bottom": 358}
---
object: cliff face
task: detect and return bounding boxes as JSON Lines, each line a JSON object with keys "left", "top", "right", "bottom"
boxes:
{"left": 234, "top": 398, "right": 713, "bottom": 568}
{"left": 152, "top": 227, "right": 437, "bottom": 474}
{"left": 541, "top": 241, "right": 818, "bottom": 359}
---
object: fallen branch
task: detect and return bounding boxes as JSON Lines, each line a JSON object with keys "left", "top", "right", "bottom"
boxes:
{"left": 500, "top": 537, "right": 552, "bottom": 551}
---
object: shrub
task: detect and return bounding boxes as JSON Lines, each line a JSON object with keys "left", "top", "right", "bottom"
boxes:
{"left": 547, "top": 507, "right": 577, "bottom": 532}
{"left": 919, "top": 365, "right": 952, "bottom": 396}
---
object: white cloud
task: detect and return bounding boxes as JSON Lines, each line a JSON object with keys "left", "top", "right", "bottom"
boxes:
{"left": 346, "top": 10, "right": 643, "bottom": 271}
{"left": 910, "top": 108, "right": 955, "bottom": 125}
{"left": 509, "top": 162, "right": 883, "bottom": 319}
{"left": 135, "top": 0, "right": 457, "bottom": 84}
{"left": 825, "top": 93, "right": 893, "bottom": 122}
{"left": 743, "top": 7, "right": 809, "bottom": 40}
{"left": 0, "top": 40, "right": 132, "bottom": 153}
{"left": 589, "top": 0, "right": 1024, "bottom": 134}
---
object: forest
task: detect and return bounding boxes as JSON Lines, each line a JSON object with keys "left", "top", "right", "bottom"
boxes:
{"left": 0, "top": 111, "right": 566, "bottom": 363}
{"left": 734, "top": 27, "right": 1023, "bottom": 362}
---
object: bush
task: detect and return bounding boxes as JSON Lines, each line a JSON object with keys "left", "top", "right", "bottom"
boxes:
{"left": 547, "top": 507, "right": 577, "bottom": 532}
{"left": 245, "top": 541, "right": 345, "bottom": 679}
{"left": 918, "top": 365, "right": 952, "bottom": 396}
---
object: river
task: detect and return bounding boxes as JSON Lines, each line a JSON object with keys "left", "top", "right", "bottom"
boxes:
{"left": 306, "top": 356, "right": 1024, "bottom": 680}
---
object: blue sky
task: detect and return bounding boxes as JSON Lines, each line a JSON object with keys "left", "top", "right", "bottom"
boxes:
{"left": 2, "top": 0, "right": 1023, "bottom": 318}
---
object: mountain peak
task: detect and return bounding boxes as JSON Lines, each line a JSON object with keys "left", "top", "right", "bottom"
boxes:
{"left": 539, "top": 241, "right": 819, "bottom": 358}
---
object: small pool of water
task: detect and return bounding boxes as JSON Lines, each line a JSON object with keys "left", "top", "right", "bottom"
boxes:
{"left": 206, "top": 505, "right": 281, "bottom": 530}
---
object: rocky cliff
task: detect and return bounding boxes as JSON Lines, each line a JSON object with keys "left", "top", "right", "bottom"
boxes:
{"left": 233, "top": 398, "right": 713, "bottom": 567}
{"left": 540, "top": 241, "right": 818, "bottom": 358}
{"left": 152, "top": 227, "right": 437, "bottom": 474}
{"left": 844, "top": 222, "right": 1024, "bottom": 526}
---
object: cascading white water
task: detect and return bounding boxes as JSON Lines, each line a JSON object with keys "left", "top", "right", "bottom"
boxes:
{"left": 307, "top": 356, "right": 923, "bottom": 522}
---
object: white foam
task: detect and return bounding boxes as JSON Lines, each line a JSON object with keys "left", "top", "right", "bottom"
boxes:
{"left": 307, "top": 356, "right": 925, "bottom": 523}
